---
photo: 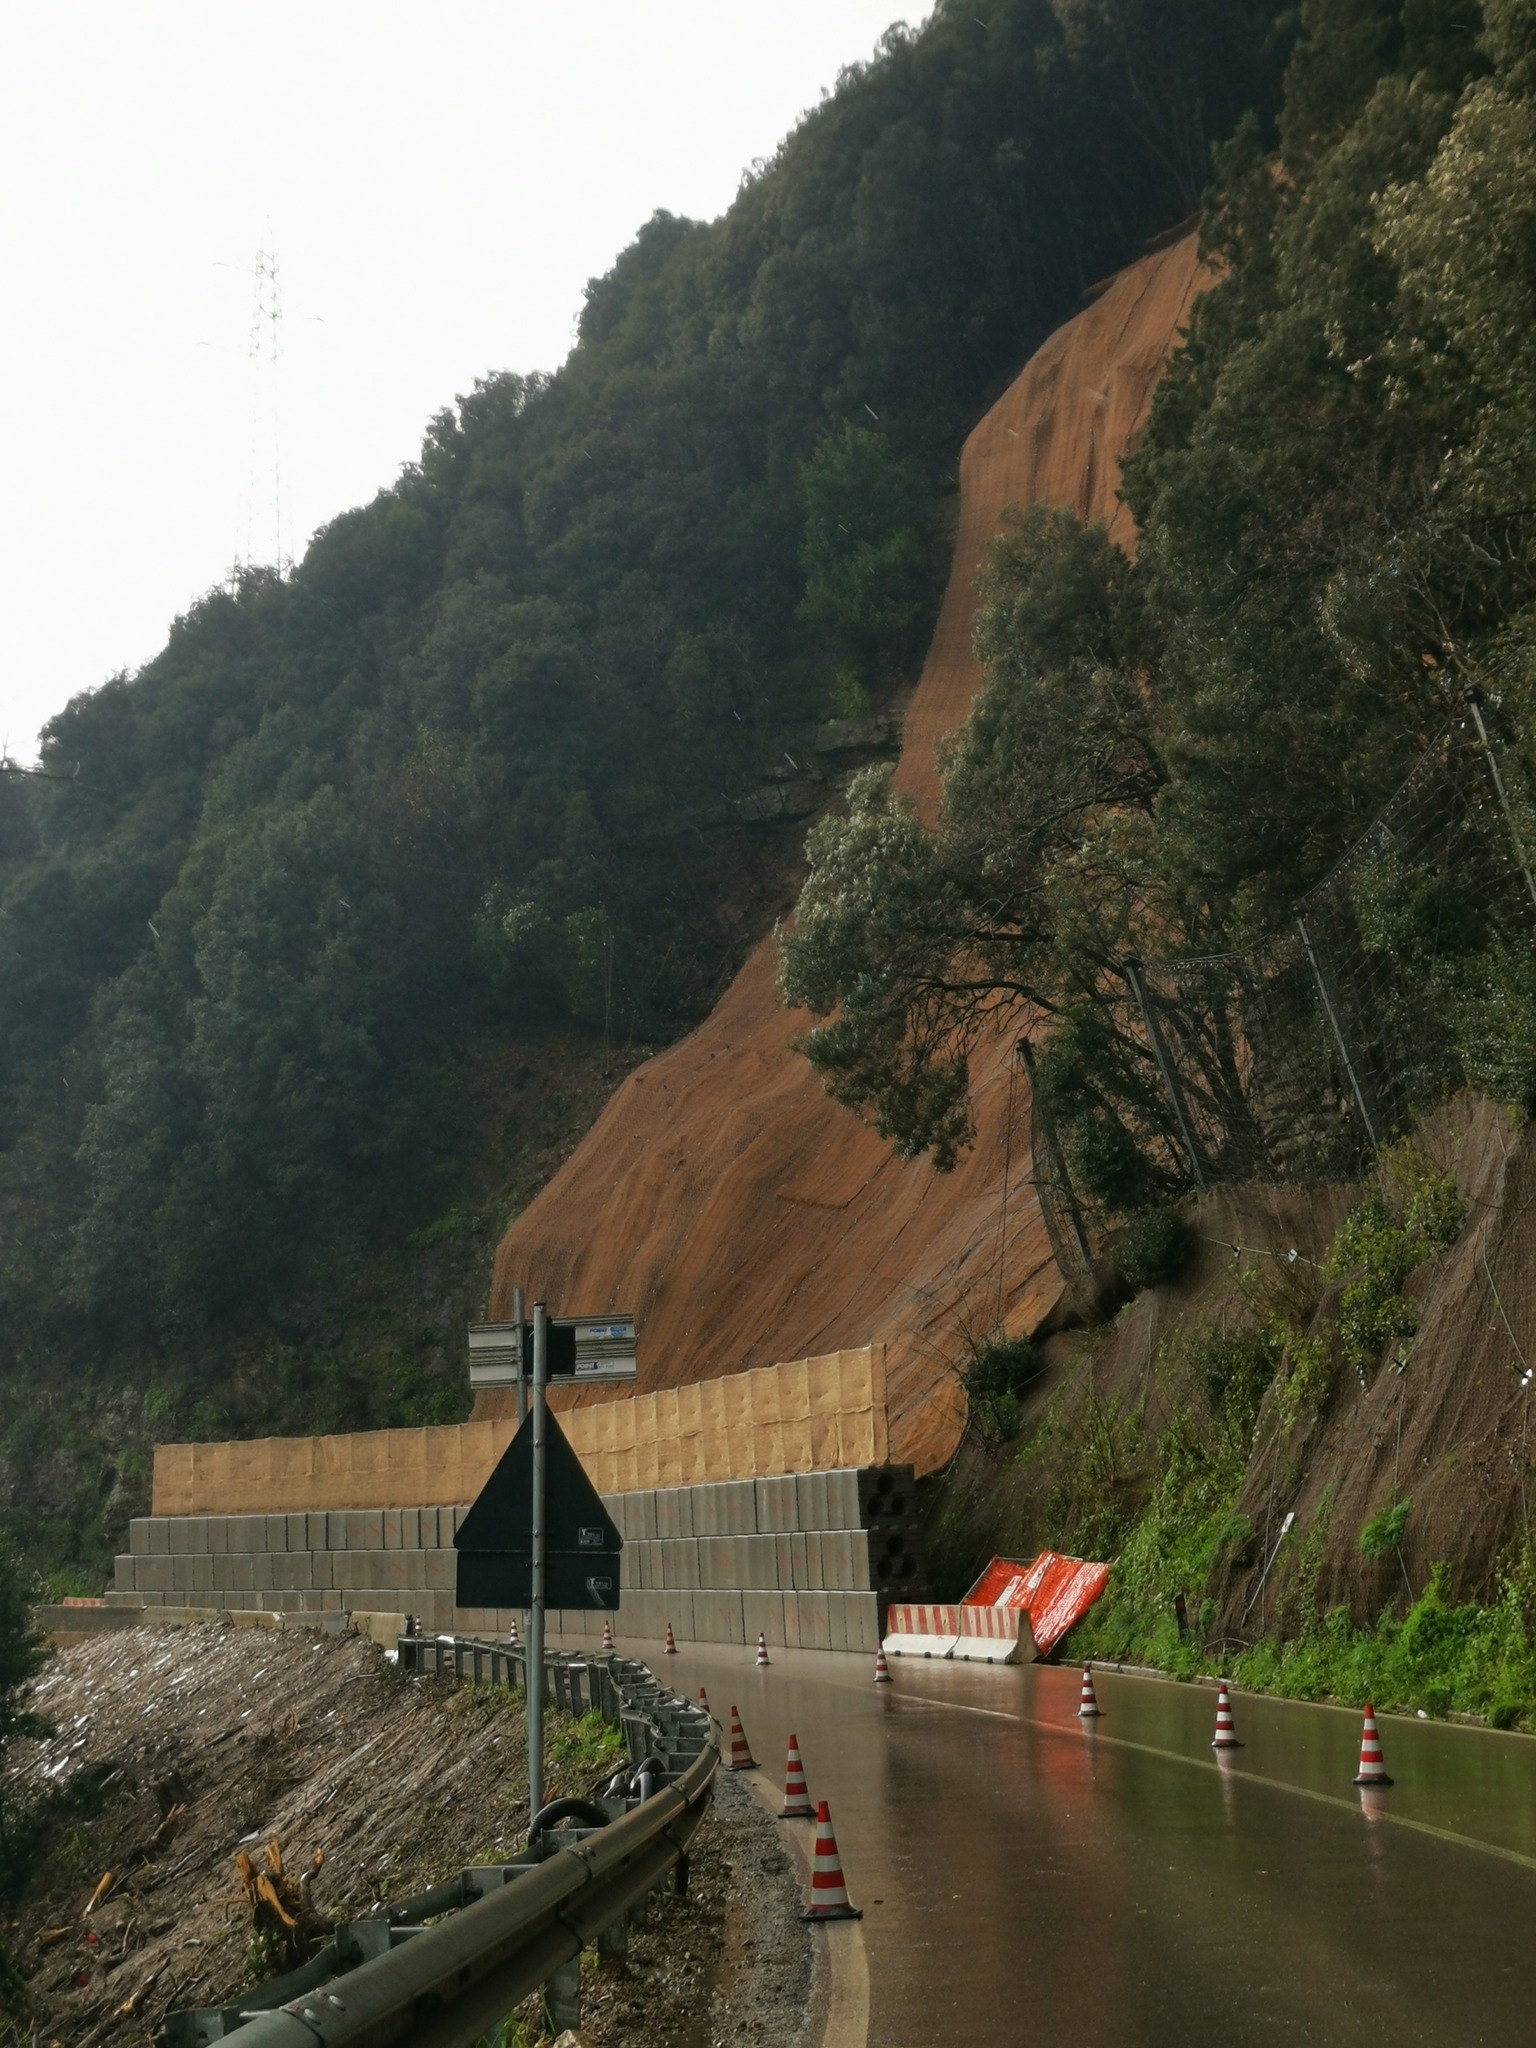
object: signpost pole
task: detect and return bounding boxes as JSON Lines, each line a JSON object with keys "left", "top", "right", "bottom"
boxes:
{"left": 512, "top": 1285, "right": 529, "bottom": 1672}
{"left": 528, "top": 1299, "right": 548, "bottom": 1823}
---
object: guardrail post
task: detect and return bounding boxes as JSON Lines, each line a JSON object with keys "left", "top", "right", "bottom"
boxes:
{"left": 543, "top": 1953, "right": 580, "bottom": 2034}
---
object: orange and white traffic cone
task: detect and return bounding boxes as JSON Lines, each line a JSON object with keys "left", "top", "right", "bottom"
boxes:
{"left": 727, "top": 1705, "right": 757, "bottom": 1770}
{"left": 508, "top": 1617, "right": 520, "bottom": 1647}
{"left": 800, "top": 1801, "right": 862, "bottom": 1921}
{"left": 1078, "top": 1662, "right": 1102, "bottom": 1717}
{"left": 601, "top": 1618, "right": 615, "bottom": 1653}
{"left": 698, "top": 1685, "right": 710, "bottom": 1715}
{"left": 663, "top": 1622, "right": 677, "bottom": 1655}
{"left": 756, "top": 1631, "right": 771, "bottom": 1667}
{"left": 780, "top": 1733, "right": 815, "bottom": 1819}
{"left": 1353, "top": 1703, "right": 1393, "bottom": 1786}
{"left": 1211, "top": 1681, "right": 1242, "bottom": 1749}
{"left": 874, "top": 1647, "right": 892, "bottom": 1684}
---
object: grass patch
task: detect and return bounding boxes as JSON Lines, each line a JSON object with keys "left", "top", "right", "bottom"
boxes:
{"left": 1068, "top": 1397, "right": 1255, "bottom": 1680}
{"left": 1323, "top": 1146, "right": 1466, "bottom": 1382}
{"left": 960, "top": 1332, "right": 1046, "bottom": 1447}
{"left": 1232, "top": 1561, "right": 1536, "bottom": 1727}
{"left": 1073, "top": 1532, "right": 1536, "bottom": 1727}
{"left": 1112, "top": 1204, "right": 1195, "bottom": 1294}
{"left": 1058, "top": 1146, "right": 1500, "bottom": 1718}
{"left": 546, "top": 1709, "right": 624, "bottom": 1784}
{"left": 1359, "top": 1497, "right": 1411, "bottom": 1560}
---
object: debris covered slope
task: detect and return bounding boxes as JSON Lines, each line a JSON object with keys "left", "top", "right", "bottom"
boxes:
{"left": 2, "top": 1622, "right": 612, "bottom": 2042}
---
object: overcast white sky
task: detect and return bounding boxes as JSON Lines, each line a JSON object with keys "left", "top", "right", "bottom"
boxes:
{"left": 0, "top": 2, "right": 916, "bottom": 763}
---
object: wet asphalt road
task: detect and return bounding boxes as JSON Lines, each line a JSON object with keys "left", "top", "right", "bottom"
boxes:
{"left": 638, "top": 1640, "right": 1536, "bottom": 2047}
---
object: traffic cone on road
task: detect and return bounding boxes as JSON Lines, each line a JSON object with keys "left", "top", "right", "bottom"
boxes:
{"left": 801, "top": 1801, "right": 863, "bottom": 1922}
{"left": 780, "top": 1733, "right": 815, "bottom": 1818}
{"left": 727, "top": 1706, "right": 757, "bottom": 1770}
{"left": 756, "top": 1631, "right": 771, "bottom": 1667}
{"left": 1211, "top": 1681, "right": 1242, "bottom": 1749}
{"left": 1353, "top": 1704, "right": 1393, "bottom": 1786}
{"left": 1078, "top": 1663, "right": 1102, "bottom": 1717}
{"left": 663, "top": 1622, "right": 677, "bottom": 1654}
{"left": 874, "top": 1647, "right": 892, "bottom": 1684}
{"left": 698, "top": 1685, "right": 710, "bottom": 1715}
{"left": 601, "top": 1619, "right": 615, "bottom": 1653}
{"left": 507, "top": 1617, "right": 520, "bottom": 1647}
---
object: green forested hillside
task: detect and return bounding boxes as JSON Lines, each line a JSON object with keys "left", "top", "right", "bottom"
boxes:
{"left": 778, "top": 0, "right": 1536, "bottom": 1705}
{"left": 0, "top": 0, "right": 1286, "bottom": 1580}
{"left": 784, "top": 0, "right": 1536, "bottom": 1214}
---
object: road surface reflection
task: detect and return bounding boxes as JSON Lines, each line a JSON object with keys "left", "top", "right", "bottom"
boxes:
{"left": 642, "top": 1642, "right": 1536, "bottom": 2046}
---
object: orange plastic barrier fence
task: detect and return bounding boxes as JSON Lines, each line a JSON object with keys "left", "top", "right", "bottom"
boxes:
{"left": 962, "top": 1551, "right": 1109, "bottom": 1658}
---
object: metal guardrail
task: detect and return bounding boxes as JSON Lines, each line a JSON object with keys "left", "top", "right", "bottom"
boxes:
{"left": 164, "top": 1640, "right": 718, "bottom": 2047}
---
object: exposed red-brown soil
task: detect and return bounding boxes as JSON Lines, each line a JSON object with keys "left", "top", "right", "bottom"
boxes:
{"left": 487, "top": 236, "right": 1210, "bottom": 1476}
{"left": 890, "top": 234, "right": 1206, "bottom": 827}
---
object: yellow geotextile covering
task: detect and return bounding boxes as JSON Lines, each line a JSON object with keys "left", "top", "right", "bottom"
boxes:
{"left": 151, "top": 1345, "right": 889, "bottom": 1514}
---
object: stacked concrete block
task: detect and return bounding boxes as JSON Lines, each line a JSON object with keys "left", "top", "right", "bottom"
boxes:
{"left": 110, "top": 1463, "right": 927, "bottom": 1656}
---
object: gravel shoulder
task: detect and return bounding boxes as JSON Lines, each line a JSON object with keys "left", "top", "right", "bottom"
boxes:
{"left": 574, "top": 1768, "right": 814, "bottom": 2048}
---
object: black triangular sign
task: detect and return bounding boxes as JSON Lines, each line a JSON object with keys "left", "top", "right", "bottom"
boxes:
{"left": 454, "top": 1409, "right": 622, "bottom": 1556}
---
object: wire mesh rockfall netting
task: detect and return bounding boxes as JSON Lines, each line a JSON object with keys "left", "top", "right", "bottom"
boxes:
{"left": 1035, "top": 704, "right": 1536, "bottom": 1274}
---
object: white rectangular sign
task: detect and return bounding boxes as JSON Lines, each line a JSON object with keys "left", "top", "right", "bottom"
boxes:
{"left": 466, "top": 1314, "right": 638, "bottom": 1387}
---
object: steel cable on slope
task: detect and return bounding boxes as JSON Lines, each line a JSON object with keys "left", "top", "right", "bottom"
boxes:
{"left": 1034, "top": 708, "right": 1536, "bottom": 1258}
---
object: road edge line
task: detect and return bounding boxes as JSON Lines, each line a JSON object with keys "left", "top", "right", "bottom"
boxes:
{"left": 743, "top": 1770, "right": 871, "bottom": 2048}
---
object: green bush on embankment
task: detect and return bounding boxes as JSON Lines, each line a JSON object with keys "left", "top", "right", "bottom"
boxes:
{"left": 1056, "top": 1150, "right": 1536, "bottom": 1725}
{"left": 1230, "top": 1562, "right": 1536, "bottom": 1728}
{"left": 1076, "top": 1553, "right": 1536, "bottom": 1730}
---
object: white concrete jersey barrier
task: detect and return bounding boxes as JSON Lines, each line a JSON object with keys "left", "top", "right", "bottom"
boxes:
{"left": 110, "top": 1464, "right": 932, "bottom": 1655}
{"left": 882, "top": 1602, "right": 1038, "bottom": 1664}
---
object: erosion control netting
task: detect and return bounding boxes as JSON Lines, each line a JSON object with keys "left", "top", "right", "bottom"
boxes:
{"left": 1035, "top": 705, "right": 1536, "bottom": 1274}
{"left": 1225, "top": 1096, "right": 1536, "bottom": 1634}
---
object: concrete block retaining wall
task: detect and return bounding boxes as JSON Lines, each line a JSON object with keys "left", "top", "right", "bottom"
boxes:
{"left": 110, "top": 1465, "right": 927, "bottom": 1656}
